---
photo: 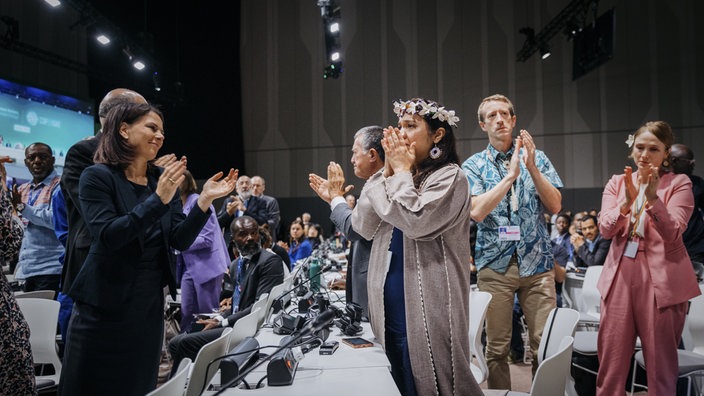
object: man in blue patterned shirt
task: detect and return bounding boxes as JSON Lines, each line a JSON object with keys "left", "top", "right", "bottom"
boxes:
{"left": 12, "top": 142, "right": 63, "bottom": 292}
{"left": 462, "top": 94, "right": 563, "bottom": 389}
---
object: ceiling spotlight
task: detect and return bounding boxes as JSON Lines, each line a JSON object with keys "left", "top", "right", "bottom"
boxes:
{"left": 152, "top": 72, "right": 161, "bottom": 91}
{"left": 330, "top": 52, "right": 340, "bottom": 62}
{"left": 96, "top": 34, "right": 111, "bottom": 45}
{"left": 44, "top": 0, "right": 61, "bottom": 7}
{"left": 329, "top": 22, "right": 339, "bottom": 33}
{"left": 133, "top": 61, "right": 146, "bottom": 70}
{"left": 540, "top": 44, "right": 551, "bottom": 60}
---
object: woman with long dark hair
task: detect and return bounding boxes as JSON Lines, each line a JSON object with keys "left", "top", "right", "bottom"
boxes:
{"left": 351, "top": 98, "right": 482, "bottom": 395}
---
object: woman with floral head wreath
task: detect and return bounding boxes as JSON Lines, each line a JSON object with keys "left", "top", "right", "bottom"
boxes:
{"left": 595, "top": 121, "right": 700, "bottom": 395}
{"left": 351, "top": 98, "right": 482, "bottom": 395}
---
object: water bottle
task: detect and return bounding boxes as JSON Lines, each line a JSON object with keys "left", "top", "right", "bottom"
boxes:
{"left": 309, "top": 257, "right": 321, "bottom": 293}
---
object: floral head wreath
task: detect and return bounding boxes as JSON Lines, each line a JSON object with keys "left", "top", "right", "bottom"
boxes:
{"left": 392, "top": 99, "right": 460, "bottom": 127}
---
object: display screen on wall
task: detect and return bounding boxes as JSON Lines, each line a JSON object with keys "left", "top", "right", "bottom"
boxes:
{"left": 0, "top": 77, "right": 95, "bottom": 184}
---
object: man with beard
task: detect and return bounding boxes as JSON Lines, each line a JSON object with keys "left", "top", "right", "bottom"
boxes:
{"left": 218, "top": 175, "right": 269, "bottom": 258}
{"left": 167, "top": 216, "right": 284, "bottom": 372}
{"left": 12, "top": 142, "right": 64, "bottom": 292}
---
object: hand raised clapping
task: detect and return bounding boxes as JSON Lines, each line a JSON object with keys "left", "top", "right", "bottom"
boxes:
{"left": 382, "top": 127, "right": 414, "bottom": 178}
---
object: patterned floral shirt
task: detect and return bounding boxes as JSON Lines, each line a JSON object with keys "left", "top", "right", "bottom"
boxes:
{"left": 462, "top": 144, "right": 563, "bottom": 277}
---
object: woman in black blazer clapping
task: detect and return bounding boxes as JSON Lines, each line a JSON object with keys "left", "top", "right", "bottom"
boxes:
{"left": 59, "top": 102, "right": 236, "bottom": 396}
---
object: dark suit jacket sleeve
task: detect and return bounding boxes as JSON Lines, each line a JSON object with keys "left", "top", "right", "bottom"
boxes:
{"left": 217, "top": 197, "right": 234, "bottom": 229}
{"left": 61, "top": 138, "right": 96, "bottom": 221}
{"left": 330, "top": 202, "right": 367, "bottom": 242}
{"left": 225, "top": 252, "right": 284, "bottom": 323}
{"left": 244, "top": 197, "right": 268, "bottom": 226}
{"left": 575, "top": 238, "right": 611, "bottom": 267}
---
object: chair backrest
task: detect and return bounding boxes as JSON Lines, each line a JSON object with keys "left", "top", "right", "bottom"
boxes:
{"left": 264, "top": 282, "right": 287, "bottom": 323}
{"left": 580, "top": 265, "right": 603, "bottom": 317}
{"left": 530, "top": 336, "right": 574, "bottom": 396}
{"left": 147, "top": 358, "right": 192, "bottom": 396}
{"left": 469, "top": 290, "right": 492, "bottom": 384}
{"left": 251, "top": 292, "right": 269, "bottom": 328}
{"left": 16, "top": 298, "right": 62, "bottom": 385}
{"left": 537, "top": 307, "right": 580, "bottom": 364}
{"left": 184, "top": 327, "right": 233, "bottom": 396}
{"left": 229, "top": 307, "right": 261, "bottom": 350}
{"left": 687, "top": 286, "right": 704, "bottom": 355}
{"left": 14, "top": 289, "right": 56, "bottom": 299}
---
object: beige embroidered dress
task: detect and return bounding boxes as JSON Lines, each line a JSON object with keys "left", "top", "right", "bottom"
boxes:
{"left": 351, "top": 164, "right": 482, "bottom": 395}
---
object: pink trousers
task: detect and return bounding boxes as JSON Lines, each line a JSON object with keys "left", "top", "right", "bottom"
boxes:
{"left": 596, "top": 252, "right": 687, "bottom": 395}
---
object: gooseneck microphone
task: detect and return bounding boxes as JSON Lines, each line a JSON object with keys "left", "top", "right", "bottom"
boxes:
{"left": 270, "top": 255, "right": 334, "bottom": 315}
{"left": 212, "top": 309, "right": 337, "bottom": 395}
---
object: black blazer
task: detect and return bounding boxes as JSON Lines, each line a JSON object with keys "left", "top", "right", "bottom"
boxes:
{"left": 224, "top": 248, "right": 284, "bottom": 324}
{"left": 59, "top": 136, "right": 100, "bottom": 294}
{"left": 574, "top": 235, "right": 612, "bottom": 267}
{"left": 69, "top": 164, "right": 210, "bottom": 311}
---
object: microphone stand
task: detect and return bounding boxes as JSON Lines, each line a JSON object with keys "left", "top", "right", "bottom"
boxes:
{"left": 212, "top": 309, "right": 337, "bottom": 395}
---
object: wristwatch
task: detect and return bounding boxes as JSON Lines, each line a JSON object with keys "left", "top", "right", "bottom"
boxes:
{"left": 15, "top": 203, "right": 25, "bottom": 212}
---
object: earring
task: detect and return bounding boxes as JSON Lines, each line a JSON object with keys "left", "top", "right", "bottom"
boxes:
{"left": 429, "top": 144, "right": 442, "bottom": 160}
{"left": 662, "top": 159, "right": 670, "bottom": 167}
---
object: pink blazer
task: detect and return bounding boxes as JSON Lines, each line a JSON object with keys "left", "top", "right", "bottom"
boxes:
{"left": 597, "top": 171, "right": 701, "bottom": 308}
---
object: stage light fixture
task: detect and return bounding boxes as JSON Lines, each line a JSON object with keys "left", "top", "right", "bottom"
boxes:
{"left": 540, "top": 44, "right": 551, "bottom": 60}
{"left": 318, "top": 0, "right": 342, "bottom": 79}
{"left": 96, "top": 34, "right": 110, "bottom": 45}
{"left": 44, "top": 0, "right": 61, "bottom": 7}
{"left": 133, "top": 61, "right": 145, "bottom": 70}
{"left": 152, "top": 72, "right": 161, "bottom": 91}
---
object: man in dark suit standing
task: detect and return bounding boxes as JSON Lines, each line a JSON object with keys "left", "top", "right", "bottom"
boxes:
{"left": 308, "top": 126, "right": 385, "bottom": 320}
{"left": 218, "top": 175, "right": 268, "bottom": 252}
{"left": 251, "top": 175, "right": 281, "bottom": 241}
{"left": 168, "top": 215, "right": 284, "bottom": 371}
{"left": 59, "top": 89, "right": 147, "bottom": 295}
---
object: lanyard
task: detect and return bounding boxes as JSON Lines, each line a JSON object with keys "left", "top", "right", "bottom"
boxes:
{"left": 630, "top": 194, "right": 648, "bottom": 239}
{"left": 487, "top": 149, "right": 518, "bottom": 218}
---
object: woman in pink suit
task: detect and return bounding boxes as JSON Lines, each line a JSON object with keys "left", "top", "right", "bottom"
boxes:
{"left": 596, "top": 121, "right": 701, "bottom": 395}
{"left": 178, "top": 170, "right": 230, "bottom": 333}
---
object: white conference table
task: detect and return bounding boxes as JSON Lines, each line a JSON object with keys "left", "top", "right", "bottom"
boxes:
{"left": 207, "top": 316, "right": 399, "bottom": 395}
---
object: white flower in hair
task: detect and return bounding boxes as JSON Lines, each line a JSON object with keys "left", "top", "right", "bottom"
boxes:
{"left": 418, "top": 101, "right": 437, "bottom": 116}
{"left": 432, "top": 107, "right": 446, "bottom": 122}
{"left": 393, "top": 101, "right": 404, "bottom": 117}
{"left": 446, "top": 110, "right": 459, "bottom": 126}
{"left": 625, "top": 134, "right": 634, "bottom": 148}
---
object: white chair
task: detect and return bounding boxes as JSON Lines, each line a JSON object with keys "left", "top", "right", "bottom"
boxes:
{"left": 577, "top": 265, "right": 603, "bottom": 330}
{"left": 536, "top": 307, "right": 579, "bottom": 364}
{"left": 228, "top": 307, "right": 261, "bottom": 350}
{"left": 507, "top": 336, "right": 575, "bottom": 396}
{"left": 536, "top": 307, "right": 579, "bottom": 396}
{"left": 184, "top": 327, "right": 233, "bottom": 396}
{"left": 147, "top": 357, "right": 192, "bottom": 396}
{"left": 14, "top": 289, "right": 56, "bottom": 299}
{"left": 16, "top": 298, "right": 62, "bottom": 389}
{"left": 264, "top": 282, "right": 287, "bottom": 324}
{"left": 251, "top": 292, "right": 269, "bottom": 328}
{"left": 469, "top": 290, "right": 492, "bottom": 384}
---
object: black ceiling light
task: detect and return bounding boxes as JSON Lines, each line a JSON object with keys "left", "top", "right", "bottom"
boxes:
{"left": 318, "top": 0, "right": 342, "bottom": 79}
